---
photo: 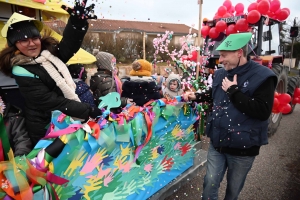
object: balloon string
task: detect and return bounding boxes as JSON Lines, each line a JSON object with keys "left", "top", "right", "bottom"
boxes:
{"left": 248, "top": 43, "right": 258, "bottom": 57}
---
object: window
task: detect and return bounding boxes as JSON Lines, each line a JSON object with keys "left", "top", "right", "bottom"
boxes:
{"left": 16, "top": 6, "right": 36, "bottom": 18}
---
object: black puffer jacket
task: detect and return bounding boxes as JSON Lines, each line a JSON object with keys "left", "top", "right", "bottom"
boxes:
{"left": 122, "top": 76, "right": 161, "bottom": 106}
{"left": 13, "top": 19, "right": 91, "bottom": 146}
{"left": 90, "top": 70, "right": 127, "bottom": 107}
{"left": 4, "top": 103, "right": 32, "bottom": 156}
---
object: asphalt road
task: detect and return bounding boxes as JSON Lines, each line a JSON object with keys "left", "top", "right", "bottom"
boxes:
{"left": 165, "top": 105, "right": 300, "bottom": 200}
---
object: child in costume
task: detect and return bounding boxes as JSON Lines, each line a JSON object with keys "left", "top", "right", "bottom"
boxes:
{"left": 163, "top": 73, "right": 184, "bottom": 99}
{"left": 0, "top": 88, "right": 32, "bottom": 157}
{"left": 68, "top": 63, "right": 96, "bottom": 107}
{"left": 90, "top": 50, "right": 133, "bottom": 110}
{"left": 122, "top": 59, "right": 161, "bottom": 106}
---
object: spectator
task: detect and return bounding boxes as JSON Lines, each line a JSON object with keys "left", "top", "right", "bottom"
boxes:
{"left": 90, "top": 50, "right": 133, "bottom": 112}
{"left": 122, "top": 59, "right": 161, "bottom": 106}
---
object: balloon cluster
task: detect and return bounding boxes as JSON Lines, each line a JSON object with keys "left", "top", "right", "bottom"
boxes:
{"left": 272, "top": 92, "right": 292, "bottom": 114}
{"left": 292, "top": 88, "right": 300, "bottom": 104}
{"left": 201, "top": 0, "right": 290, "bottom": 38}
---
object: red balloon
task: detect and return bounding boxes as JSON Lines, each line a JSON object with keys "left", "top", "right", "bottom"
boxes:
{"left": 209, "top": 27, "right": 220, "bottom": 39}
{"left": 215, "top": 20, "right": 227, "bottom": 32}
{"left": 294, "top": 88, "right": 300, "bottom": 97}
{"left": 272, "top": 105, "right": 280, "bottom": 113}
{"left": 292, "top": 97, "right": 300, "bottom": 104}
{"left": 248, "top": 2, "right": 258, "bottom": 12}
{"left": 274, "top": 92, "right": 280, "bottom": 98}
{"left": 275, "top": 8, "right": 281, "bottom": 15}
{"left": 218, "top": 6, "right": 227, "bottom": 16}
{"left": 235, "top": 12, "right": 244, "bottom": 16}
{"left": 267, "top": 11, "right": 275, "bottom": 19}
{"left": 229, "top": 6, "right": 235, "bottom": 13}
{"left": 214, "top": 14, "right": 222, "bottom": 20}
{"left": 281, "top": 8, "right": 290, "bottom": 15}
{"left": 223, "top": 13, "right": 232, "bottom": 18}
{"left": 279, "top": 103, "right": 292, "bottom": 114}
{"left": 181, "top": 55, "right": 188, "bottom": 61}
{"left": 277, "top": 93, "right": 292, "bottom": 104}
{"left": 256, "top": 0, "right": 263, "bottom": 3}
{"left": 235, "top": 18, "right": 248, "bottom": 32}
{"left": 247, "top": 10, "right": 261, "bottom": 24}
{"left": 226, "top": 24, "right": 237, "bottom": 36}
{"left": 270, "top": 0, "right": 281, "bottom": 13}
{"left": 257, "top": 0, "right": 270, "bottom": 15}
{"left": 223, "top": 0, "right": 232, "bottom": 10}
{"left": 190, "top": 51, "right": 198, "bottom": 62}
{"left": 276, "top": 9, "right": 289, "bottom": 21}
{"left": 201, "top": 26, "right": 210, "bottom": 37}
{"left": 235, "top": 3, "right": 244, "bottom": 14}
{"left": 273, "top": 97, "right": 280, "bottom": 108}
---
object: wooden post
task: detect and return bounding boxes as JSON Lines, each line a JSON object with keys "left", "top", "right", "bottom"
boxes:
{"left": 143, "top": 32, "right": 146, "bottom": 59}
{"left": 196, "top": 0, "right": 203, "bottom": 80}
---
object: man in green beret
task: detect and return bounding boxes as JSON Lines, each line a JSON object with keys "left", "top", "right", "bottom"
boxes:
{"left": 183, "top": 32, "right": 277, "bottom": 199}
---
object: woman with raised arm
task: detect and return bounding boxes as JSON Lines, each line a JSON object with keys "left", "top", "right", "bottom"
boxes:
{"left": 0, "top": 0, "right": 101, "bottom": 146}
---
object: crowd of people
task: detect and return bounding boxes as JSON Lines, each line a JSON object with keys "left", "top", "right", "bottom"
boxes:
{"left": 0, "top": 10, "right": 186, "bottom": 153}
{"left": 0, "top": 0, "right": 277, "bottom": 199}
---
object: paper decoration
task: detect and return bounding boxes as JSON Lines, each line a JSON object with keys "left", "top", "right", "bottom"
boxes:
{"left": 0, "top": 98, "right": 198, "bottom": 199}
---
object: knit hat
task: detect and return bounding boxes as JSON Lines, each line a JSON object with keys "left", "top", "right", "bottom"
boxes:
{"left": 93, "top": 49, "right": 116, "bottom": 72}
{"left": 1, "top": 13, "right": 43, "bottom": 47}
{"left": 6, "top": 21, "right": 41, "bottom": 47}
{"left": 130, "top": 59, "right": 152, "bottom": 76}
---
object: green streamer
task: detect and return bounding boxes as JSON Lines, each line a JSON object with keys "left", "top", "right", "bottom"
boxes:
{"left": 0, "top": 116, "right": 10, "bottom": 161}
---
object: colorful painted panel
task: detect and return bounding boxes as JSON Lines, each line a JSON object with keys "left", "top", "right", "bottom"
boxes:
{"left": 0, "top": 98, "right": 199, "bottom": 200}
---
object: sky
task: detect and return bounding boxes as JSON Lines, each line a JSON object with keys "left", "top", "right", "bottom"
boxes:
{"left": 63, "top": 0, "right": 300, "bottom": 29}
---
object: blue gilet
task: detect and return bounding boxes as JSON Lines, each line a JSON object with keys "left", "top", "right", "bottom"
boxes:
{"left": 206, "top": 60, "right": 277, "bottom": 149}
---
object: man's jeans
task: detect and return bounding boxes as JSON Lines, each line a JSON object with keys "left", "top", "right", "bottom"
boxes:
{"left": 202, "top": 143, "right": 256, "bottom": 200}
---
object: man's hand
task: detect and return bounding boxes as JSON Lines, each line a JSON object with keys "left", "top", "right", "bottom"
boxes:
{"left": 182, "top": 92, "right": 196, "bottom": 101}
{"left": 222, "top": 74, "right": 237, "bottom": 92}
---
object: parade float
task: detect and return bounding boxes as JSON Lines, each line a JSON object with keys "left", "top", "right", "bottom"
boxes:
{"left": 0, "top": 91, "right": 209, "bottom": 199}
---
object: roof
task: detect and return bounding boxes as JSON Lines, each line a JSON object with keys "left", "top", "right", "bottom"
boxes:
{"left": 44, "top": 19, "right": 198, "bottom": 36}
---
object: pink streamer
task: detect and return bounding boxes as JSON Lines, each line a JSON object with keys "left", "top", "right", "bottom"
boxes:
{"left": 57, "top": 113, "right": 67, "bottom": 123}
{"left": 43, "top": 124, "right": 83, "bottom": 139}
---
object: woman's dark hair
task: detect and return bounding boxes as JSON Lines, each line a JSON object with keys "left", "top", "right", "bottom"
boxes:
{"left": 0, "top": 29, "right": 59, "bottom": 76}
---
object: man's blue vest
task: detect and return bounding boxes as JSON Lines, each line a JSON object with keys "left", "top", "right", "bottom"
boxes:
{"left": 206, "top": 60, "right": 277, "bottom": 149}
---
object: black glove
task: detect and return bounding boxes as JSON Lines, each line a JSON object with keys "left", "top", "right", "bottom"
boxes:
{"left": 89, "top": 106, "right": 102, "bottom": 119}
{"left": 61, "top": 0, "right": 97, "bottom": 27}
